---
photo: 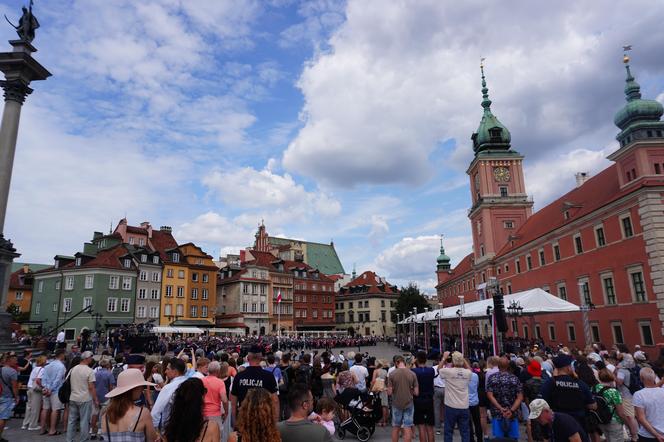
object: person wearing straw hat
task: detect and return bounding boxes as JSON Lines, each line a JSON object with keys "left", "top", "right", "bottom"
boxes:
{"left": 102, "top": 369, "right": 157, "bottom": 442}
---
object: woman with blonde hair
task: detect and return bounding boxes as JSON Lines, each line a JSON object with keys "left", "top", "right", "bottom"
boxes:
{"left": 228, "top": 388, "right": 281, "bottom": 442}
{"left": 22, "top": 355, "right": 47, "bottom": 430}
{"left": 370, "top": 359, "right": 389, "bottom": 426}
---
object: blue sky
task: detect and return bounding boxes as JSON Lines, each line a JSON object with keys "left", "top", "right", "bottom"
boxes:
{"left": 3, "top": 0, "right": 664, "bottom": 293}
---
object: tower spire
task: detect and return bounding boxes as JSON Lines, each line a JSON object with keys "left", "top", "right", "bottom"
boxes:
{"left": 622, "top": 46, "right": 642, "bottom": 102}
{"left": 480, "top": 58, "right": 492, "bottom": 112}
{"left": 436, "top": 234, "right": 450, "bottom": 271}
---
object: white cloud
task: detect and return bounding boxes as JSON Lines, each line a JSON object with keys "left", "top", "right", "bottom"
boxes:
{"left": 176, "top": 212, "right": 253, "bottom": 256}
{"left": 279, "top": 0, "right": 346, "bottom": 48}
{"left": 373, "top": 235, "right": 473, "bottom": 293}
{"left": 203, "top": 166, "right": 341, "bottom": 216}
{"left": 525, "top": 147, "right": 613, "bottom": 208}
{"left": 283, "top": 0, "right": 664, "bottom": 188}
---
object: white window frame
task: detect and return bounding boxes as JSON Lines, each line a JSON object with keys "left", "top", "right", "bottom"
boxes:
{"left": 177, "top": 286, "right": 184, "bottom": 297}
{"left": 65, "top": 276, "right": 74, "bottom": 291}
{"left": 548, "top": 323, "right": 556, "bottom": 341}
{"left": 107, "top": 297, "right": 118, "bottom": 312}
{"left": 150, "top": 289, "right": 160, "bottom": 300}
{"left": 553, "top": 242, "right": 561, "bottom": 261}
{"left": 55, "top": 280, "right": 60, "bottom": 291}
{"left": 202, "top": 288, "right": 208, "bottom": 300}
{"left": 591, "top": 322, "right": 601, "bottom": 343}
{"left": 120, "top": 298, "right": 130, "bottom": 313}
{"left": 138, "top": 288, "right": 147, "bottom": 299}
{"left": 567, "top": 323, "right": 576, "bottom": 342}
{"left": 574, "top": 233, "right": 583, "bottom": 254}
{"left": 577, "top": 277, "right": 591, "bottom": 305}
{"left": 538, "top": 248, "right": 545, "bottom": 266}
{"left": 172, "top": 253, "right": 179, "bottom": 263}
{"left": 600, "top": 272, "right": 616, "bottom": 305}
{"left": 638, "top": 320, "right": 654, "bottom": 346}
{"left": 14, "top": 291, "right": 23, "bottom": 301}
{"left": 620, "top": 213, "right": 634, "bottom": 239}
{"left": 151, "top": 272, "right": 160, "bottom": 282}
{"left": 38, "top": 280, "right": 44, "bottom": 293}
{"left": 611, "top": 321, "right": 624, "bottom": 344}
{"left": 52, "top": 302, "right": 57, "bottom": 312}
{"left": 141, "top": 254, "right": 147, "bottom": 263}
{"left": 123, "top": 258, "right": 132, "bottom": 268}
{"left": 594, "top": 224, "right": 606, "bottom": 247}
{"left": 202, "top": 273, "right": 209, "bottom": 283}
{"left": 63, "top": 298, "right": 72, "bottom": 313}
{"left": 192, "top": 272, "right": 199, "bottom": 282}
{"left": 178, "top": 270, "right": 185, "bottom": 279}
{"left": 175, "top": 304, "right": 183, "bottom": 316}
{"left": 149, "top": 306, "right": 159, "bottom": 318}
{"left": 628, "top": 266, "right": 647, "bottom": 303}
{"left": 83, "top": 297, "right": 92, "bottom": 309}
{"left": 35, "top": 301, "right": 40, "bottom": 315}
{"left": 164, "top": 304, "right": 172, "bottom": 316}
{"left": 109, "top": 276, "right": 119, "bottom": 290}
{"left": 139, "top": 271, "right": 148, "bottom": 281}
{"left": 165, "top": 285, "right": 173, "bottom": 297}
{"left": 152, "top": 256, "right": 159, "bottom": 264}
{"left": 122, "top": 277, "right": 132, "bottom": 291}
{"left": 190, "top": 305, "right": 198, "bottom": 317}
{"left": 191, "top": 288, "right": 198, "bottom": 299}
{"left": 137, "top": 306, "right": 147, "bottom": 318}
{"left": 201, "top": 305, "right": 208, "bottom": 317}
{"left": 85, "top": 274, "right": 94, "bottom": 289}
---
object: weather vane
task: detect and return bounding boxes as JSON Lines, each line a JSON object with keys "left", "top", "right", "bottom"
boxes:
{"left": 623, "top": 44, "right": 632, "bottom": 64}
{"left": 4, "top": 0, "right": 39, "bottom": 43}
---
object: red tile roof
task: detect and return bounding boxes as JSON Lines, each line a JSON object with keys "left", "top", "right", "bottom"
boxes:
{"left": 284, "top": 260, "right": 334, "bottom": 283}
{"left": 126, "top": 226, "right": 148, "bottom": 235}
{"left": 245, "top": 250, "right": 281, "bottom": 268}
{"left": 496, "top": 164, "right": 629, "bottom": 257}
{"left": 9, "top": 269, "right": 29, "bottom": 290}
{"left": 339, "top": 270, "right": 398, "bottom": 296}
{"left": 150, "top": 230, "right": 179, "bottom": 259}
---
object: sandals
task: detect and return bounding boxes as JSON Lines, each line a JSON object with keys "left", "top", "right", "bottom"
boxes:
{"left": 48, "top": 431, "right": 62, "bottom": 436}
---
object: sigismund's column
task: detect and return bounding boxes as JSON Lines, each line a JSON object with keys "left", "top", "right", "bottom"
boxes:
{"left": 0, "top": 5, "right": 51, "bottom": 345}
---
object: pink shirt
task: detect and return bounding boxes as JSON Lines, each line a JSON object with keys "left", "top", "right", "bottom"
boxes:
{"left": 202, "top": 375, "right": 226, "bottom": 417}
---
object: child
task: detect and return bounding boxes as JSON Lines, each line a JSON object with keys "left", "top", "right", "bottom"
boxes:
{"left": 309, "top": 397, "right": 336, "bottom": 435}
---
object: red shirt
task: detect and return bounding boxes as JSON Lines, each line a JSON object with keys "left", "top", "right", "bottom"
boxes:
{"left": 202, "top": 375, "right": 226, "bottom": 417}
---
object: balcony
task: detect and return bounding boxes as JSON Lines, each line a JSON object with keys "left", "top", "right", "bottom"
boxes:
{"left": 468, "top": 194, "right": 534, "bottom": 215}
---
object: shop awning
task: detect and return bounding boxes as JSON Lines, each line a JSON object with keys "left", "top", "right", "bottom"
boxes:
{"left": 401, "top": 288, "right": 580, "bottom": 324}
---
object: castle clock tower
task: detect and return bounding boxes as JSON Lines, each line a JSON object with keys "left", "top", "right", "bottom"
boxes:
{"left": 467, "top": 63, "right": 533, "bottom": 268}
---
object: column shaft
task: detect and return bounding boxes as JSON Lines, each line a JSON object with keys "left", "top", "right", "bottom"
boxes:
{"left": 0, "top": 99, "right": 22, "bottom": 233}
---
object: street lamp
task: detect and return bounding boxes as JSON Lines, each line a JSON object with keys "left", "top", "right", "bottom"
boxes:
{"left": 578, "top": 282, "right": 595, "bottom": 347}
{"left": 411, "top": 308, "right": 417, "bottom": 350}
{"left": 437, "top": 302, "right": 443, "bottom": 355}
{"left": 457, "top": 295, "right": 465, "bottom": 355}
{"left": 423, "top": 307, "right": 429, "bottom": 353}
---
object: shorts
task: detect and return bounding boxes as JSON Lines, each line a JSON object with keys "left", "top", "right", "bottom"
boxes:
{"left": 0, "top": 397, "right": 15, "bottom": 420}
{"left": 622, "top": 396, "right": 635, "bottom": 417}
{"left": 42, "top": 393, "right": 64, "bottom": 411}
{"left": 414, "top": 398, "right": 435, "bottom": 426}
{"left": 392, "top": 404, "right": 415, "bottom": 428}
{"left": 492, "top": 417, "right": 519, "bottom": 439}
{"left": 92, "top": 400, "right": 109, "bottom": 415}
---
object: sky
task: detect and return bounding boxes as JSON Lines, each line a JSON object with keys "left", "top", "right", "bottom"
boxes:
{"left": 3, "top": 0, "right": 664, "bottom": 294}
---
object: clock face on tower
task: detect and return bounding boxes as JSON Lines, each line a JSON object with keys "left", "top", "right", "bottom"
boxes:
{"left": 493, "top": 166, "right": 511, "bottom": 182}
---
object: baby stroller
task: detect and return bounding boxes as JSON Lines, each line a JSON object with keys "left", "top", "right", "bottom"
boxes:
{"left": 335, "top": 388, "right": 382, "bottom": 441}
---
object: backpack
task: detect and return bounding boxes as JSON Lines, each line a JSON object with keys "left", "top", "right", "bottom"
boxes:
{"left": 627, "top": 366, "right": 643, "bottom": 394}
{"left": 112, "top": 364, "right": 123, "bottom": 382}
{"left": 590, "top": 385, "right": 614, "bottom": 425}
{"left": 58, "top": 371, "right": 72, "bottom": 404}
{"left": 279, "top": 365, "right": 293, "bottom": 394}
{"left": 295, "top": 364, "right": 313, "bottom": 387}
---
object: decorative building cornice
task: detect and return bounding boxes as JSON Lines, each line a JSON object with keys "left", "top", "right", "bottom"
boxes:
{"left": 0, "top": 80, "right": 32, "bottom": 104}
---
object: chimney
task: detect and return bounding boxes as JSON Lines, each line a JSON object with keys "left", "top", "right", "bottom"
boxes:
{"left": 159, "top": 226, "right": 172, "bottom": 233}
{"left": 575, "top": 172, "right": 590, "bottom": 188}
{"left": 140, "top": 222, "right": 153, "bottom": 238}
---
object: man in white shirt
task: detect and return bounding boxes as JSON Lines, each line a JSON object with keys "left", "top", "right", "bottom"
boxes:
{"left": 151, "top": 358, "right": 187, "bottom": 432}
{"left": 439, "top": 352, "right": 472, "bottom": 442}
{"left": 66, "top": 351, "right": 98, "bottom": 442}
{"left": 56, "top": 330, "right": 66, "bottom": 347}
{"left": 349, "top": 354, "right": 369, "bottom": 392}
{"left": 633, "top": 367, "right": 664, "bottom": 442}
{"left": 433, "top": 354, "right": 447, "bottom": 435}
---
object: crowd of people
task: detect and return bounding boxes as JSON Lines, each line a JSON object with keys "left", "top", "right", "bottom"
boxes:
{"left": 0, "top": 338, "right": 663, "bottom": 442}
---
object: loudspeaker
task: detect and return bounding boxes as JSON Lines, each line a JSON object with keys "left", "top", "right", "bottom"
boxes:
{"left": 493, "top": 294, "right": 508, "bottom": 333}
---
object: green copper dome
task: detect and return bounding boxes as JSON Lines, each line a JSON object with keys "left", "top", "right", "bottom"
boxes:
{"left": 436, "top": 238, "right": 451, "bottom": 271}
{"left": 472, "top": 64, "right": 511, "bottom": 153}
{"left": 614, "top": 59, "right": 663, "bottom": 131}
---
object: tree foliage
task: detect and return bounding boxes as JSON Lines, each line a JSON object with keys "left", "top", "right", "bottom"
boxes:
{"left": 394, "top": 283, "right": 430, "bottom": 320}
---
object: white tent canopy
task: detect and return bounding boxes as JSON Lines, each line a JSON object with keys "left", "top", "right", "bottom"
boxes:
{"left": 400, "top": 288, "right": 580, "bottom": 324}
{"left": 152, "top": 326, "right": 204, "bottom": 334}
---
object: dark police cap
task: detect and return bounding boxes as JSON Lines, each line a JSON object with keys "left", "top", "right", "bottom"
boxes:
{"left": 126, "top": 354, "right": 146, "bottom": 365}
{"left": 248, "top": 345, "right": 263, "bottom": 355}
{"left": 552, "top": 354, "right": 574, "bottom": 369}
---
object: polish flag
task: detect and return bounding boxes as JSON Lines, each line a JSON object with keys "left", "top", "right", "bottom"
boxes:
{"left": 276, "top": 290, "right": 282, "bottom": 303}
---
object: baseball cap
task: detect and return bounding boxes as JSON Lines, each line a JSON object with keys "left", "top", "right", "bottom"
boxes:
{"left": 527, "top": 360, "right": 542, "bottom": 377}
{"left": 528, "top": 399, "right": 550, "bottom": 419}
{"left": 634, "top": 351, "right": 647, "bottom": 361}
{"left": 81, "top": 351, "right": 94, "bottom": 359}
{"left": 552, "top": 354, "right": 574, "bottom": 369}
{"left": 126, "top": 354, "right": 146, "bottom": 365}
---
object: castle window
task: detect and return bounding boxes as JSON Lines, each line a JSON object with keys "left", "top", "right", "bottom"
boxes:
{"left": 489, "top": 128, "right": 502, "bottom": 140}
{"left": 538, "top": 249, "right": 545, "bottom": 266}
{"left": 655, "top": 163, "right": 661, "bottom": 174}
{"left": 627, "top": 170, "right": 632, "bottom": 181}
{"left": 621, "top": 215, "right": 634, "bottom": 238}
{"left": 657, "top": 130, "right": 663, "bottom": 137}
{"left": 526, "top": 255, "right": 532, "bottom": 270}
{"left": 553, "top": 243, "right": 561, "bottom": 261}
{"left": 499, "top": 186, "right": 508, "bottom": 197}
{"left": 504, "top": 220, "right": 514, "bottom": 229}
{"left": 574, "top": 234, "right": 583, "bottom": 254}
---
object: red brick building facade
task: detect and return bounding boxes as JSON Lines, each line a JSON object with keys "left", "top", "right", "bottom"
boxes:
{"left": 287, "top": 261, "right": 336, "bottom": 330}
{"left": 437, "top": 58, "right": 664, "bottom": 350}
